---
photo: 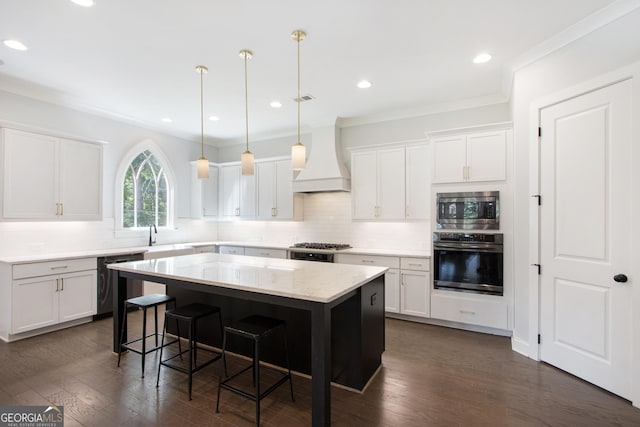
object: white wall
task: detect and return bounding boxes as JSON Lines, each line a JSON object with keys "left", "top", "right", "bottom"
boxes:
{"left": 0, "top": 90, "right": 219, "bottom": 257}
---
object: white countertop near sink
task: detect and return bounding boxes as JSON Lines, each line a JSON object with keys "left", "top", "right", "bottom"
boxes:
{"left": 0, "top": 241, "right": 429, "bottom": 264}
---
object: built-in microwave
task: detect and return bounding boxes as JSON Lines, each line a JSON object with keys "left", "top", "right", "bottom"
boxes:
{"left": 436, "top": 191, "right": 499, "bottom": 230}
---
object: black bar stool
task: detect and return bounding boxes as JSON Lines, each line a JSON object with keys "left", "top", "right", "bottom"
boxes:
{"left": 216, "top": 315, "right": 295, "bottom": 426}
{"left": 117, "top": 293, "right": 178, "bottom": 378}
{"left": 156, "top": 303, "right": 223, "bottom": 400}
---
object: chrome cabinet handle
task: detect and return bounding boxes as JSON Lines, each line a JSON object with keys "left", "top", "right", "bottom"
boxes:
{"left": 55, "top": 278, "right": 59, "bottom": 292}
{"left": 50, "top": 265, "right": 68, "bottom": 270}
{"left": 459, "top": 309, "right": 475, "bottom": 315}
{"left": 361, "top": 260, "right": 374, "bottom": 264}
{"left": 60, "top": 278, "right": 64, "bottom": 291}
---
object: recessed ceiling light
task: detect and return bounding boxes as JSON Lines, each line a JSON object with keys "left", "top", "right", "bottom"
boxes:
{"left": 161, "top": 117, "right": 173, "bottom": 123}
{"left": 3, "top": 40, "right": 28, "bottom": 51}
{"left": 473, "top": 53, "right": 492, "bottom": 64}
{"left": 270, "top": 101, "right": 282, "bottom": 108}
{"left": 357, "top": 80, "right": 372, "bottom": 89}
{"left": 208, "top": 116, "right": 219, "bottom": 121}
{"left": 71, "top": 0, "right": 95, "bottom": 6}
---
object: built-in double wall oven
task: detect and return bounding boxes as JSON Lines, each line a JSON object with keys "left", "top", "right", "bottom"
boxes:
{"left": 433, "top": 191, "right": 503, "bottom": 296}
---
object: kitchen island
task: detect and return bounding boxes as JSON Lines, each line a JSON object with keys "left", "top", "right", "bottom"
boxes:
{"left": 109, "top": 252, "right": 387, "bottom": 427}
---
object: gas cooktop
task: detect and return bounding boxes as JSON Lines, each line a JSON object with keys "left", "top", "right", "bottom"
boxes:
{"left": 290, "top": 242, "right": 352, "bottom": 250}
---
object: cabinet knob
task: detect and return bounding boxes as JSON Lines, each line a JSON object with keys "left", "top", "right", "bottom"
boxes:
{"left": 614, "top": 274, "right": 628, "bottom": 283}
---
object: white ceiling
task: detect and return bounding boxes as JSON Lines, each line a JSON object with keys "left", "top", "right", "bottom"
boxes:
{"left": 0, "top": 0, "right": 622, "bottom": 145}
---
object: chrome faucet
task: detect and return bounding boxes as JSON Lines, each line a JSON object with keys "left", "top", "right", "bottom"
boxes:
{"left": 149, "top": 224, "right": 157, "bottom": 246}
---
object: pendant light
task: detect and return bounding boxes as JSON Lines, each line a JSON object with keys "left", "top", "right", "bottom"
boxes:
{"left": 239, "top": 50, "right": 254, "bottom": 176}
{"left": 195, "top": 65, "right": 209, "bottom": 179}
{"left": 291, "top": 29, "right": 306, "bottom": 171}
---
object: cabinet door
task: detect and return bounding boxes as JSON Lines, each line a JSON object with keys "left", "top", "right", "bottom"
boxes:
{"left": 431, "top": 135, "right": 466, "bottom": 183}
{"left": 239, "top": 169, "right": 256, "bottom": 218}
{"left": 12, "top": 277, "right": 58, "bottom": 333}
{"left": 351, "top": 151, "right": 378, "bottom": 220}
{"left": 202, "top": 165, "right": 218, "bottom": 217}
{"left": 274, "top": 159, "right": 294, "bottom": 219}
{"left": 466, "top": 130, "right": 506, "bottom": 182}
{"left": 377, "top": 148, "right": 405, "bottom": 219}
{"left": 401, "top": 271, "right": 430, "bottom": 317}
{"left": 256, "top": 162, "right": 275, "bottom": 220}
{"left": 58, "top": 270, "right": 97, "bottom": 322}
{"left": 59, "top": 139, "right": 102, "bottom": 220}
{"left": 220, "top": 165, "right": 240, "bottom": 217}
{"left": 405, "top": 145, "right": 430, "bottom": 219}
{"left": 384, "top": 269, "right": 400, "bottom": 313}
{"left": 3, "top": 129, "right": 58, "bottom": 218}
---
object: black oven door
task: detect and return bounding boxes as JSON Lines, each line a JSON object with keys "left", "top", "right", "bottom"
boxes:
{"left": 433, "top": 246, "right": 503, "bottom": 295}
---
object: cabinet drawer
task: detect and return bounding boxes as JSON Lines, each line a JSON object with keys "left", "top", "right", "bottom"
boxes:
{"left": 244, "top": 247, "right": 287, "bottom": 259}
{"left": 431, "top": 293, "right": 508, "bottom": 330}
{"left": 218, "top": 246, "right": 245, "bottom": 255}
{"left": 400, "top": 257, "right": 429, "bottom": 271}
{"left": 335, "top": 254, "right": 399, "bottom": 269}
{"left": 13, "top": 257, "right": 97, "bottom": 280}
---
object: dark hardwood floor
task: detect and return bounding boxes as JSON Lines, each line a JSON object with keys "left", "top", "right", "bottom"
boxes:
{"left": 1, "top": 312, "right": 639, "bottom": 426}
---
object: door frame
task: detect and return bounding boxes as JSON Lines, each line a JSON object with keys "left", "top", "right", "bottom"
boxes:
{"left": 528, "top": 62, "right": 640, "bottom": 407}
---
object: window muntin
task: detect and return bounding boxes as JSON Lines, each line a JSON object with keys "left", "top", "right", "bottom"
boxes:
{"left": 122, "top": 149, "right": 168, "bottom": 228}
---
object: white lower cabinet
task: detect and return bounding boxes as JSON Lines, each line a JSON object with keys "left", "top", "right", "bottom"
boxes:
{"left": 399, "top": 257, "right": 430, "bottom": 318}
{"left": 244, "top": 247, "right": 287, "bottom": 259}
{"left": 218, "top": 245, "right": 245, "bottom": 255}
{"left": 9, "top": 258, "right": 97, "bottom": 336}
{"left": 335, "top": 254, "right": 430, "bottom": 317}
{"left": 384, "top": 269, "right": 400, "bottom": 313}
{"left": 430, "top": 293, "right": 508, "bottom": 330}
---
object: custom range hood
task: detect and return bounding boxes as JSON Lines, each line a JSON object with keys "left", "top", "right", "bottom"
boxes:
{"left": 292, "top": 123, "right": 351, "bottom": 193}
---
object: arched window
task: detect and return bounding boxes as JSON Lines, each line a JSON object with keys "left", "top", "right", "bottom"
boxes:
{"left": 116, "top": 141, "right": 175, "bottom": 231}
{"left": 123, "top": 150, "right": 168, "bottom": 227}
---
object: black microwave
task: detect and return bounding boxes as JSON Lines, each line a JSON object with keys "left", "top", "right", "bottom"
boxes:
{"left": 436, "top": 191, "right": 499, "bottom": 230}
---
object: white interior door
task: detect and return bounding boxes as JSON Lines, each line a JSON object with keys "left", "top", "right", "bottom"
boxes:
{"left": 539, "top": 79, "right": 632, "bottom": 399}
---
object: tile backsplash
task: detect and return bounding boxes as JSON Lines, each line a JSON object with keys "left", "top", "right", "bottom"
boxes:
{"left": 218, "top": 192, "right": 432, "bottom": 251}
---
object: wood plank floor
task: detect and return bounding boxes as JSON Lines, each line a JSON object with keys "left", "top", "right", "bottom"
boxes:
{"left": 1, "top": 312, "right": 639, "bottom": 426}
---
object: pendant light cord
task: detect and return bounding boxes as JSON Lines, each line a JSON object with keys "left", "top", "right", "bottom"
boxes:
{"left": 245, "top": 53, "right": 249, "bottom": 152}
{"left": 200, "top": 69, "right": 204, "bottom": 158}
{"left": 297, "top": 36, "right": 301, "bottom": 143}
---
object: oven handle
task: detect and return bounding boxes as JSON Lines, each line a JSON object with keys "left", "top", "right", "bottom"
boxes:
{"left": 433, "top": 244, "right": 503, "bottom": 253}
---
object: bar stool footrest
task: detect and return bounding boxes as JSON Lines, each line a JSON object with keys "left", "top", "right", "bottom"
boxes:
{"left": 160, "top": 347, "right": 222, "bottom": 374}
{"left": 121, "top": 333, "right": 178, "bottom": 355}
{"left": 220, "top": 364, "right": 292, "bottom": 402}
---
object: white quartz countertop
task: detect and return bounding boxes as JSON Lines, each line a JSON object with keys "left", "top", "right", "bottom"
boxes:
{"left": 108, "top": 252, "right": 388, "bottom": 304}
{"left": 0, "top": 241, "right": 429, "bottom": 264}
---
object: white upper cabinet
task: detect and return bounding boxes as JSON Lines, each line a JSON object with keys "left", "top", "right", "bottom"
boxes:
{"left": 1, "top": 128, "right": 102, "bottom": 220}
{"left": 352, "top": 147, "right": 405, "bottom": 220}
{"left": 430, "top": 124, "right": 510, "bottom": 184}
{"left": 219, "top": 164, "right": 256, "bottom": 218}
{"left": 256, "top": 159, "right": 302, "bottom": 221}
{"left": 191, "top": 163, "right": 219, "bottom": 218}
{"left": 405, "top": 144, "right": 430, "bottom": 220}
{"left": 352, "top": 143, "right": 429, "bottom": 221}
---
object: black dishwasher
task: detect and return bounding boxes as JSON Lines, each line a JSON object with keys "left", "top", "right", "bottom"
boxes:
{"left": 95, "top": 253, "right": 144, "bottom": 319}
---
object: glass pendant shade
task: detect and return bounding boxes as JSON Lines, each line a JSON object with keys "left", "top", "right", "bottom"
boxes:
{"left": 241, "top": 150, "right": 254, "bottom": 176}
{"left": 292, "top": 142, "right": 306, "bottom": 171}
{"left": 196, "top": 157, "right": 209, "bottom": 179}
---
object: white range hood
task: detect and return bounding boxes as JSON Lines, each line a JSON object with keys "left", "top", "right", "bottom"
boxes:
{"left": 292, "top": 123, "right": 351, "bottom": 193}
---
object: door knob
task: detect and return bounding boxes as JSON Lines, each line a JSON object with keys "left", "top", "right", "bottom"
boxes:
{"left": 613, "top": 274, "right": 628, "bottom": 283}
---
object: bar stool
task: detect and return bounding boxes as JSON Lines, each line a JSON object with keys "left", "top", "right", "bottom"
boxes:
{"left": 216, "top": 315, "right": 295, "bottom": 426}
{"left": 117, "top": 293, "right": 178, "bottom": 378}
{"left": 156, "top": 303, "right": 223, "bottom": 400}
